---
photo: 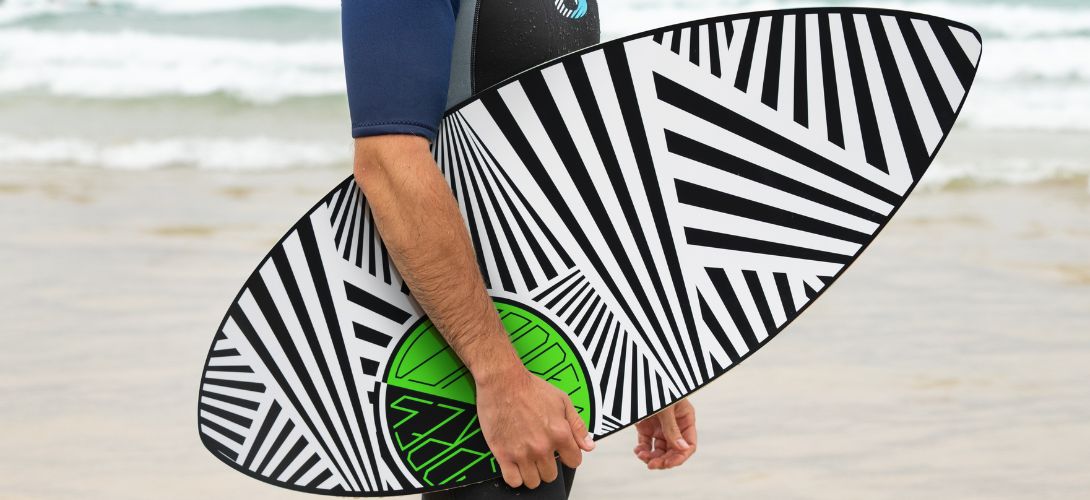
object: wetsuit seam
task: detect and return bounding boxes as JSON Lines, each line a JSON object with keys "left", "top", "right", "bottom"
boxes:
{"left": 353, "top": 120, "right": 436, "bottom": 130}
{"left": 469, "top": 0, "right": 483, "bottom": 95}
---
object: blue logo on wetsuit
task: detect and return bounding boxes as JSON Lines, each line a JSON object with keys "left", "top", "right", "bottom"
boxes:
{"left": 555, "top": 0, "right": 587, "bottom": 19}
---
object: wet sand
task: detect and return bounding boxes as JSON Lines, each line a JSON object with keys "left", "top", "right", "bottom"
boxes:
{"left": 1, "top": 166, "right": 1087, "bottom": 499}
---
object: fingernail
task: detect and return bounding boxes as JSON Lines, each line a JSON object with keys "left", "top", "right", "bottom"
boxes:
{"left": 585, "top": 434, "right": 596, "bottom": 447}
{"left": 675, "top": 438, "right": 690, "bottom": 450}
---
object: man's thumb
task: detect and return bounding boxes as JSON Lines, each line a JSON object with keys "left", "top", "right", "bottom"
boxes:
{"left": 660, "top": 406, "right": 690, "bottom": 450}
{"left": 565, "top": 401, "right": 595, "bottom": 451}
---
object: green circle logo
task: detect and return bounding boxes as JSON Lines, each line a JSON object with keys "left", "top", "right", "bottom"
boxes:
{"left": 383, "top": 299, "right": 593, "bottom": 488}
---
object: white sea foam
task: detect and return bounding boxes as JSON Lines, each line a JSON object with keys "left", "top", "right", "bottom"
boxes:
{"left": 0, "top": 135, "right": 350, "bottom": 170}
{"left": 0, "top": 29, "right": 345, "bottom": 102}
{"left": 0, "top": 0, "right": 1087, "bottom": 176}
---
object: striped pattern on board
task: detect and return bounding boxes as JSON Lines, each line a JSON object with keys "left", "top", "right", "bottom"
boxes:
{"left": 198, "top": 8, "right": 979, "bottom": 495}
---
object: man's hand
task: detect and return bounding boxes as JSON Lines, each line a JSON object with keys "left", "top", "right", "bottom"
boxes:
{"left": 353, "top": 135, "right": 593, "bottom": 489}
{"left": 476, "top": 366, "right": 595, "bottom": 489}
{"left": 633, "top": 398, "right": 696, "bottom": 470}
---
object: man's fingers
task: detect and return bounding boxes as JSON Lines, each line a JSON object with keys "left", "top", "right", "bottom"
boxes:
{"left": 537, "top": 456, "right": 559, "bottom": 484}
{"left": 498, "top": 459, "right": 523, "bottom": 488}
{"left": 659, "top": 405, "right": 691, "bottom": 451}
{"left": 557, "top": 432, "right": 583, "bottom": 469}
{"left": 565, "top": 401, "right": 595, "bottom": 451}
{"left": 518, "top": 460, "right": 542, "bottom": 489}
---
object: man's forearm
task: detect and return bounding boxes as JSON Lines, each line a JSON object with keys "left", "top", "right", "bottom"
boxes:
{"left": 352, "top": 135, "right": 523, "bottom": 384}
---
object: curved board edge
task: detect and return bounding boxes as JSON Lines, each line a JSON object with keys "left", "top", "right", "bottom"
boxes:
{"left": 197, "top": 7, "right": 982, "bottom": 496}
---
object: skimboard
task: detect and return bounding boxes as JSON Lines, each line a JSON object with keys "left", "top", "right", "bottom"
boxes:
{"left": 197, "top": 8, "right": 981, "bottom": 496}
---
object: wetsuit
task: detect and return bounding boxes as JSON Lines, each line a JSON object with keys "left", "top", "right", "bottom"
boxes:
{"left": 340, "top": 1, "right": 599, "bottom": 498}
{"left": 342, "top": 0, "right": 599, "bottom": 142}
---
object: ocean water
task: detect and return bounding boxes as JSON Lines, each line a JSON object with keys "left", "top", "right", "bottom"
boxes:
{"left": 0, "top": 0, "right": 1087, "bottom": 185}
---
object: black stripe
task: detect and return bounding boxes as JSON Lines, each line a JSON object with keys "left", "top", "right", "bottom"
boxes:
{"left": 200, "top": 402, "right": 253, "bottom": 428}
{"left": 271, "top": 437, "right": 307, "bottom": 480}
{"left": 641, "top": 355, "right": 652, "bottom": 416}
{"left": 532, "top": 270, "right": 579, "bottom": 303}
{"left": 743, "top": 270, "right": 776, "bottom": 334}
{"left": 353, "top": 322, "right": 392, "bottom": 347}
{"left": 242, "top": 401, "right": 281, "bottom": 470}
{"left": 343, "top": 282, "right": 411, "bottom": 324}
{"left": 367, "top": 202, "right": 378, "bottom": 277}
{"left": 762, "top": 15, "right": 784, "bottom": 109}
{"left": 199, "top": 403, "right": 251, "bottom": 427}
{"left": 340, "top": 187, "right": 360, "bottom": 260}
{"left": 773, "top": 272, "right": 796, "bottom": 316}
{"left": 573, "top": 296, "right": 602, "bottom": 333}
{"left": 595, "top": 320, "right": 619, "bottom": 386}
{"left": 794, "top": 14, "right": 809, "bottom": 126}
{"left": 288, "top": 454, "right": 321, "bottom": 485}
{"left": 734, "top": 18, "right": 760, "bottom": 90}
{"left": 203, "top": 377, "right": 265, "bottom": 393}
{"left": 209, "top": 348, "right": 240, "bottom": 358}
{"left": 355, "top": 198, "right": 367, "bottom": 268}
{"left": 201, "top": 389, "right": 260, "bottom": 411}
{"left": 841, "top": 14, "right": 888, "bottom": 173}
{"left": 200, "top": 417, "right": 245, "bottom": 445}
{"left": 202, "top": 433, "right": 240, "bottom": 461}
{"left": 897, "top": 16, "right": 954, "bottom": 129}
{"left": 359, "top": 357, "right": 380, "bottom": 377}
{"left": 609, "top": 334, "right": 627, "bottom": 417}
{"left": 545, "top": 275, "right": 585, "bottom": 310}
{"left": 652, "top": 31, "right": 664, "bottom": 44}
{"left": 818, "top": 14, "right": 845, "bottom": 148}
{"left": 706, "top": 268, "right": 759, "bottom": 350}
{"left": 555, "top": 282, "right": 591, "bottom": 317}
{"left": 580, "top": 302, "right": 607, "bottom": 350}
{"left": 708, "top": 22, "right": 722, "bottom": 78}
{"left": 670, "top": 28, "right": 682, "bottom": 54}
{"left": 675, "top": 179, "right": 872, "bottom": 243}
{"left": 868, "top": 13, "right": 930, "bottom": 180}
{"left": 589, "top": 315, "right": 614, "bottom": 366}
{"left": 805, "top": 282, "right": 819, "bottom": 300}
{"left": 205, "top": 364, "right": 254, "bottom": 373}
{"left": 328, "top": 181, "right": 350, "bottom": 227}
{"left": 627, "top": 340, "right": 639, "bottom": 421}
{"left": 306, "top": 469, "right": 334, "bottom": 489}
{"left": 333, "top": 186, "right": 356, "bottom": 247}
{"left": 257, "top": 421, "right": 295, "bottom": 475}
{"left": 565, "top": 285, "right": 596, "bottom": 325}
{"left": 664, "top": 131, "right": 886, "bottom": 225}
{"left": 563, "top": 56, "right": 699, "bottom": 386}
{"left": 655, "top": 72, "right": 901, "bottom": 207}
{"left": 930, "top": 21, "right": 975, "bottom": 89}
{"left": 689, "top": 25, "right": 700, "bottom": 65}
{"left": 724, "top": 19, "right": 735, "bottom": 45}
{"left": 687, "top": 227, "right": 853, "bottom": 264}
{"left": 696, "top": 295, "right": 739, "bottom": 366}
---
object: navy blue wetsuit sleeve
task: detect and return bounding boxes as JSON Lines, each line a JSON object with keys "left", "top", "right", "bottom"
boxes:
{"left": 341, "top": 0, "right": 459, "bottom": 142}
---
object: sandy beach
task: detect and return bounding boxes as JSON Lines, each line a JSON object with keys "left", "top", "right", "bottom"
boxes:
{"left": 1, "top": 164, "right": 1087, "bottom": 499}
